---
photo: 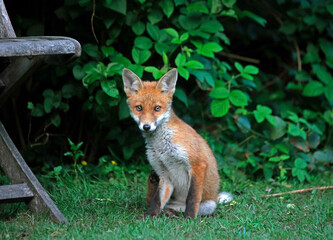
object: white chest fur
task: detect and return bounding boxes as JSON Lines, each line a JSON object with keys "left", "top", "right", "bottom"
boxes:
{"left": 143, "top": 123, "right": 191, "bottom": 201}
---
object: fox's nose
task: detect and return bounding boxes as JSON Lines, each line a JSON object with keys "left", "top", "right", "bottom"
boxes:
{"left": 143, "top": 124, "right": 151, "bottom": 131}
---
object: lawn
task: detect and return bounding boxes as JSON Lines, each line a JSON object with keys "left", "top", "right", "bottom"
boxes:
{"left": 1, "top": 171, "right": 333, "bottom": 240}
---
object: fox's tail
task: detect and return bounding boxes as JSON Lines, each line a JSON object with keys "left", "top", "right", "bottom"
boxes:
{"left": 196, "top": 192, "right": 233, "bottom": 216}
{"left": 217, "top": 192, "right": 234, "bottom": 204}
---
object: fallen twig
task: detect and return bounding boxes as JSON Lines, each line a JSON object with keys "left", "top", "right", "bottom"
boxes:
{"left": 260, "top": 186, "right": 333, "bottom": 198}
{"left": 217, "top": 52, "right": 260, "bottom": 65}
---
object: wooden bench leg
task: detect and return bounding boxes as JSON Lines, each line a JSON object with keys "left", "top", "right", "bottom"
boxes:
{"left": 0, "top": 121, "right": 68, "bottom": 224}
{"left": 0, "top": 183, "right": 34, "bottom": 203}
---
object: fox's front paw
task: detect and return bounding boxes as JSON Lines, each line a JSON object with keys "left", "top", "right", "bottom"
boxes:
{"left": 144, "top": 208, "right": 160, "bottom": 217}
{"left": 184, "top": 209, "right": 196, "bottom": 219}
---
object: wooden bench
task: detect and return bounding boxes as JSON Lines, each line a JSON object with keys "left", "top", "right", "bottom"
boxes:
{"left": 0, "top": 0, "right": 81, "bottom": 224}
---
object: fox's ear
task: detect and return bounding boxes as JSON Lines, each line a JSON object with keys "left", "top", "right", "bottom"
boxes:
{"left": 122, "top": 68, "right": 144, "bottom": 96}
{"left": 156, "top": 68, "right": 178, "bottom": 95}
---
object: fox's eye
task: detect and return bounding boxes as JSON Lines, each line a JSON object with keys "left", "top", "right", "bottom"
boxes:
{"left": 136, "top": 105, "right": 142, "bottom": 111}
{"left": 154, "top": 106, "right": 161, "bottom": 112}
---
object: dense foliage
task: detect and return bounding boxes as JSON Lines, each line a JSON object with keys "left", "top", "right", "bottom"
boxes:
{"left": 4, "top": 0, "right": 333, "bottom": 182}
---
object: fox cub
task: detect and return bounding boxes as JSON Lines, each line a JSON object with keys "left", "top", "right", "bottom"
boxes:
{"left": 122, "top": 68, "right": 232, "bottom": 218}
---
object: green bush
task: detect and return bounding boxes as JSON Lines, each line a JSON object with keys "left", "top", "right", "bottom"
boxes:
{"left": 14, "top": 0, "right": 333, "bottom": 182}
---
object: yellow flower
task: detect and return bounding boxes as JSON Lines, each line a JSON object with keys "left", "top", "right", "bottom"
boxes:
{"left": 81, "top": 160, "right": 88, "bottom": 166}
{"left": 111, "top": 160, "right": 117, "bottom": 165}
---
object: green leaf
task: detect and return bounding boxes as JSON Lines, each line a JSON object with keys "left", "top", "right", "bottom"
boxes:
{"left": 144, "top": 66, "right": 160, "bottom": 79}
{"left": 269, "top": 117, "right": 287, "bottom": 140}
{"left": 184, "top": 60, "right": 204, "bottom": 69}
{"left": 178, "top": 14, "right": 202, "bottom": 31}
{"left": 27, "top": 102, "right": 34, "bottom": 110}
{"left": 209, "top": 0, "right": 223, "bottom": 14}
{"left": 221, "top": 9, "right": 237, "bottom": 18}
{"left": 253, "top": 105, "right": 272, "bottom": 123}
{"left": 82, "top": 72, "right": 100, "bottom": 87}
{"left": 103, "top": 17, "right": 115, "bottom": 29}
{"left": 204, "top": 42, "right": 223, "bottom": 52}
{"left": 303, "top": 44, "right": 321, "bottom": 63}
{"left": 191, "top": 70, "right": 214, "bottom": 87}
{"left": 180, "top": 33, "right": 189, "bottom": 42}
{"left": 101, "top": 46, "right": 115, "bottom": 57}
{"left": 132, "top": 21, "right": 145, "bottom": 35}
{"left": 241, "top": 73, "right": 253, "bottom": 81}
{"left": 304, "top": 15, "right": 316, "bottom": 25}
{"left": 275, "top": 143, "right": 289, "bottom": 154}
{"left": 51, "top": 114, "right": 61, "bottom": 128}
{"left": 279, "top": 21, "right": 296, "bottom": 34}
{"left": 327, "top": 3, "right": 333, "bottom": 15}
{"left": 229, "top": 90, "right": 248, "bottom": 107}
{"left": 44, "top": 98, "right": 53, "bottom": 113}
{"left": 62, "top": 84, "right": 75, "bottom": 99}
{"left": 222, "top": 0, "right": 236, "bottom": 8}
{"left": 266, "top": 115, "right": 277, "bottom": 127}
{"left": 165, "top": 28, "right": 179, "bottom": 39}
{"left": 209, "top": 87, "right": 229, "bottom": 99}
{"left": 295, "top": 71, "right": 310, "bottom": 81}
{"left": 159, "top": 0, "right": 174, "bottom": 18}
{"left": 147, "top": 23, "right": 160, "bottom": 41}
{"left": 211, "top": 99, "right": 229, "bottom": 117}
{"left": 319, "top": 38, "right": 333, "bottom": 68}
{"left": 175, "top": 53, "right": 186, "bottom": 67}
{"left": 31, "top": 103, "right": 44, "bottom": 117}
{"left": 244, "top": 65, "right": 259, "bottom": 75}
{"left": 269, "top": 157, "right": 281, "bottom": 162}
{"left": 325, "top": 84, "right": 333, "bottom": 102}
{"left": 236, "top": 116, "right": 251, "bottom": 134}
{"left": 132, "top": 48, "right": 151, "bottom": 64}
{"left": 286, "top": 82, "right": 302, "bottom": 90}
{"left": 134, "top": 36, "right": 153, "bottom": 50}
{"left": 73, "top": 65, "right": 85, "bottom": 80}
{"left": 312, "top": 64, "right": 333, "bottom": 85}
{"left": 119, "top": 97, "right": 130, "bottom": 120}
{"left": 82, "top": 44, "right": 100, "bottom": 59}
{"left": 177, "top": 67, "right": 189, "bottom": 80}
{"left": 148, "top": 9, "right": 163, "bottom": 24}
{"left": 295, "top": 158, "right": 307, "bottom": 169}
{"left": 174, "top": 88, "right": 188, "bottom": 107}
{"left": 234, "top": 62, "right": 243, "bottom": 73}
{"left": 187, "top": 2, "right": 209, "bottom": 14}
{"left": 101, "top": 80, "right": 119, "bottom": 98}
{"left": 302, "top": 81, "right": 324, "bottom": 97}
{"left": 162, "top": 52, "right": 168, "bottom": 66}
{"left": 105, "top": 0, "right": 126, "bottom": 15}
{"left": 127, "top": 64, "right": 144, "bottom": 78}
{"left": 216, "top": 32, "right": 230, "bottom": 45}
{"left": 242, "top": 10, "right": 266, "bottom": 27}
{"left": 292, "top": 168, "right": 307, "bottom": 182}
{"left": 154, "top": 42, "right": 172, "bottom": 55}
{"left": 200, "top": 20, "right": 223, "bottom": 33}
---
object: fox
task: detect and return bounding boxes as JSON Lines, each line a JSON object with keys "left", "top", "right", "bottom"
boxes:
{"left": 122, "top": 68, "right": 232, "bottom": 218}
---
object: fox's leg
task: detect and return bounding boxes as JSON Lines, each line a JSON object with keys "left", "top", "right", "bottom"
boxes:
{"left": 145, "top": 178, "right": 174, "bottom": 217}
{"left": 184, "top": 162, "right": 207, "bottom": 218}
{"left": 146, "top": 170, "right": 160, "bottom": 207}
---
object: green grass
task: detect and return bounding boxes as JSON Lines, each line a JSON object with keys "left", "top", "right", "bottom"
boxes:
{"left": 1, "top": 172, "right": 333, "bottom": 240}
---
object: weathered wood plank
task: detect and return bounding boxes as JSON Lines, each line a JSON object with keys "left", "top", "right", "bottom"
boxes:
{"left": 0, "top": 183, "right": 34, "bottom": 203}
{"left": 0, "top": 36, "right": 81, "bottom": 57}
{"left": 0, "top": 0, "right": 16, "bottom": 38}
{"left": 0, "top": 121, "right": 68, "bottom": 224}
